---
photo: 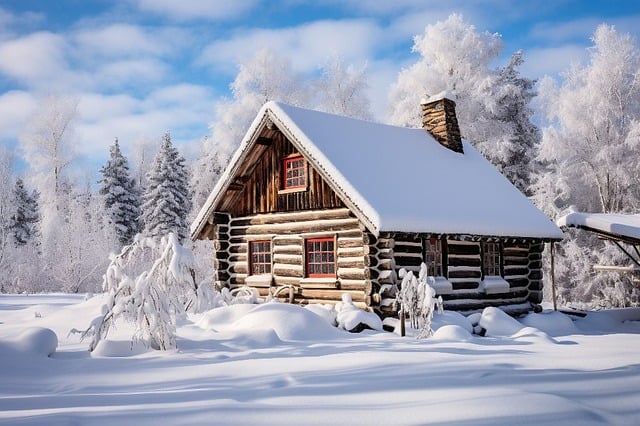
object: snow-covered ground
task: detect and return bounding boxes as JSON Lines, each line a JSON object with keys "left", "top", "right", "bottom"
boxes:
{"left": 1, "top": 294, "right": 640, "bottom": 425}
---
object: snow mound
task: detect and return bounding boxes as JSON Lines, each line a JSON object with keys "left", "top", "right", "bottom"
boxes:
{"left": 304, "top": 304, "right": 338, "bottom": 326}
{"left": 511, "top": 326, "right": 558, "bottom": 344}
{"left": 479, "top": 307, "right": 525, "bottom": 337}
{"left": 520, "top": 311, "right": 578, "bottom": 336}
{"left": 335, "top": 294, "right": 382, "bottom": 332}
{"left": 4, "top": 327, "right": 58, "bottom": 357}
{"left": 92, "top": 339, "right": 151, "bottom": 357}
{"left": 432, "top": 311, "right": 474, "bottom": 334}
{"left": 432, "top": 324, "right": 474, "bottom": 341}
{"left": 197, "top": 303, "right": 256, "bottom": 331}
{"left": 231, "top": 303, "right": 343, "bottom": 341}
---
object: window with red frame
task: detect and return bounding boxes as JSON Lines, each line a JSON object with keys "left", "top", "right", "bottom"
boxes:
{"left": 282, "top": 156, "right": 306, "bottom": 190}
{"left": 249, "top": 240, "right": 271, "bottom": 275}
{"left": 305, "top": 238, "right": 335, "bottom": 277}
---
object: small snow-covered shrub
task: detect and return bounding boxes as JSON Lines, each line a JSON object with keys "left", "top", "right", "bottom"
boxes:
{"left": 396, "top": 263, "right": 443, "bottom": 338}
{"left": 335, "top": 293, "right": 382, "bottom": 332}
{"left": 89, "top": 233, "right": 199, "bottom": 351}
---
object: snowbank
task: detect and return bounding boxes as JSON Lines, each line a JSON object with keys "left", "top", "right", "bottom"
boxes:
{"left": 0, "top": 327, "right": 58, "bottom": 358}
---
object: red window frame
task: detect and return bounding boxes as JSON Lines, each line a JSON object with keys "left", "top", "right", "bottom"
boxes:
{"left": 249, "top": 240, "right": 271, "bottom": 275}
{"left": 305, "top": 237, "right": 336, "bottom": 278}
{"left": 282, "top": 156, "right": 306, "bottom": 190}
{"left": 425, "top": 237, "right": 444, "bottom": 276}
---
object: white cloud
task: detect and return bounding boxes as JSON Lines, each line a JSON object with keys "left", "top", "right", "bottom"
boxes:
{"left": 0, "top": 90, "right": 38, "bottom": 143}
{"left": 198, "top": 19, "right": 382, "bottom": 74}
{"left": 0, "top": 32, "right": 68, "bottom": 87}
{"left": 73, "top": 85, "right": 213, "bottom": 162}
{"left": 135, "top": 0, "right": 259, "bottom": 21}
{"left": 74, "top": 24, "right": 171, "bottom": 58}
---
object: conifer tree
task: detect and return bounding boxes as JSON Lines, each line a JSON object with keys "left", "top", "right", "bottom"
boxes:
{"left": 141, "top": 133, "right": 192, "bottom": 242}
{"left": 98, "top": 138, "right": 141, "bottom": 245}
{"left": 9, "top": 178, "right": 40, "bottom": 246}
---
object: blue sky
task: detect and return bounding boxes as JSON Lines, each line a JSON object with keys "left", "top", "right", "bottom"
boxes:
{"left": 1, "top": 0, "right": 639, "bottom": 169}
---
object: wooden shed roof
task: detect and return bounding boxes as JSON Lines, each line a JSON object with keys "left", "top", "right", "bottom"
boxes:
{"left": 191, "top": 102, "right": 563, "bottom": 241}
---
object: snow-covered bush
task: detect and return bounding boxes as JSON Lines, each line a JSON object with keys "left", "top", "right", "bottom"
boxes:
{"left": 396, "top": 263, "right": 444, "bottom": 338}
{"left": 89, "top": 233, "right": 199, "bottom": 351}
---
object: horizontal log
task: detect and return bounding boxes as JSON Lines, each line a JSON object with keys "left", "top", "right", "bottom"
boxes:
{"left": 337, "top": 246, "right": 366, "bottom": 257}
{"left": 505, "top": 277, "right": 529, "bottom": 288}
{"left": 376, "top": 238, "right": 395, "bottom": 249}
{"left": 272, "top": 244, "right": 303, "bottom": 255}
{"left": 273, "top": 264, "right": 304, "bottom": 278}
{"left": 231, "top": 208, "right": 353, "bottom": 227}
{"left": 273, "top": 276, "right": 302, "bottom": 286}
{"left": 446, "top": 242, "right": 480, "bottom": 255}
{"left": 503, "top": 256, "right": 529, "bottom": 266}
{"left": 300, "top": 299, "right": 369, "bottom": 310}
{"left": 448, "top": 256, "right": 481, "bottom": 267}
{"left": 447, "top": 269, "right": 482, "bottom": 280}
{"left": 338, "top": 279, "right": 370, "bottom": 293}
{"left": 273, "top": 236, "right": 303, "bottom": 246}
{"left": 228, "top": 254, "right": 247, "bottom": 263}
{"left": 376, "top": 258, "right": 394, "bottom": 271}
{"left": 338, "top": 238, "right": 365, "bottom": 249}
{"left": 273, "top": 254, "right": 302, "bottom": 265}
{"left": 337, "top": 267, "right": 369, "bottom": 281}
{"left": 230, "top": 218, "right": 362, "bottom": 236}
{"left": 229, "top": 244, "right": 247, "bottom": 254}
{"left": 228, "top": 264, "right": 248, "bottom": 275}
{"left": 337, "top": 257, "right": 367, "bottom": 269}
{"left": 298, "top": 288, "right": 366, "bottom": 303}
{"left": 298, "top": 279, "right": 339, "bottom": 289}
{"left": 528, "top": 270, "right": 542, "bottom": 280}
{"left": 503, "top": 266, "right": 528, "bottom": 276}
{"left": 394, "top": 256, "right": 423, "bottom": 267}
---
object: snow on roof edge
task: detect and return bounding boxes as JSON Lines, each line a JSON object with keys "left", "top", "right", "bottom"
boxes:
{"left": 190, "top": 105, "right": 272, "bottom": 240}
{"left": 556, "top": 211, "right": 640, "bottom": 241}
{"left": 267, "top": 102, "right": 381, "bottom": 234}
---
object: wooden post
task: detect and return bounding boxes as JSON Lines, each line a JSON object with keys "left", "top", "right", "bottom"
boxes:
{"left": 399, "top": 309, "right": 406, "bottom": 337}
{"left": 550, "top": 242, "right": 557, "bottom": 311}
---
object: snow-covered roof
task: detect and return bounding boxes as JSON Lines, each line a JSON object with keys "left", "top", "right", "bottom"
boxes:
{"left": 192, "top": 101, "right": 563, "bottom": 240}
{"left": 556, "top": 211, "right": 640, "bottom": 242}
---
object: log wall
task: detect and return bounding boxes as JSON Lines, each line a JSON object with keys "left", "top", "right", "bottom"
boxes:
{"left": 223, "top": 208, "right": 372, "bottom": 309}
{"left": 368, "top": 232, "right": 546, "bottom": 316}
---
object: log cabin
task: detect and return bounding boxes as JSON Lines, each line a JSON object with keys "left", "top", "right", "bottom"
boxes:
{"left": 191, "top": 95, "right": 563, "bottom": 316}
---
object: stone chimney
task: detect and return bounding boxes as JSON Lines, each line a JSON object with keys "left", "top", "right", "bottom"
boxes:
{"left": 421, "top": 93, "right": 464, "bottom": 154}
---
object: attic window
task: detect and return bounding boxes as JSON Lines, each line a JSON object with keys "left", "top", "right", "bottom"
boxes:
{"left": 482, "top": 241, "right": 502, "bottom": 277}
{"left": 249, "top": 240, "right": 272, "bottom": 275}
{"left": 306, "top": 237, "right": 336, "bottom": 278}
{"left": 282, "top": 155, "right": 307, "bottom": 190}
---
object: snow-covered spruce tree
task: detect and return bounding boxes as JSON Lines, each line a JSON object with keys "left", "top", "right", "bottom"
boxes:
{"left": 9, "top": 178, "right": 40, "bottom": 246}
{"left": 141, "top": 133, "right": 192, "bottom": 242}
{"left": 533, "top": 24, "right": 640, "bottom": 308}
{"left": 396, "top": 264, "right": 443, "bottom": 338}
{"left": 388, "top": 14, "right": 539, "bottom": 193}
{"left": 90, "top": 233, "right": 198, "bottom": 351}
{"left": 99, "top": 138, "right": 141, "bottom": 246}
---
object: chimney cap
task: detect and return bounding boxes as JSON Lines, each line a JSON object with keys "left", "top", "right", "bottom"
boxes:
{"left": 420, "top": 91, "right": 451, "bottom": 105}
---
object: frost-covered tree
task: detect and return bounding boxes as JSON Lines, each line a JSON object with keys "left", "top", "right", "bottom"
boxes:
{"left": 19, "top": 93, "right": 77, "bottom": 212}
{"left": 90, "top": 233, "right": 198, "bottom": 351}
{"left": 192, "top": 48, "right": 309, "bottom": 208}
{"left": 9, "top": 178, "right": 40, "bottom": 246}
{"left": 536, "top": 24, "right": 640, "bottom": 215}
{"left": 99, "top": 138, "right": 141, "bottom": 246}
{"left": 396, "top": 264, "right": 443, "bottom": 338}
{"left": 533, "top": 24, "right": 640, "bottom": 308}
{"left": 315, "top": 55, "right": 372, "bottom": 120}
{"left": 388, "top": 14, "right": 538, "bottom": 192}
{"left": 142, "top": 133, "right": 192, "bottom": 242}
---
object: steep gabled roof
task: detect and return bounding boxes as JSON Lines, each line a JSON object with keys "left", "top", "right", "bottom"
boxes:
{"left": 191, "top": 101, "right": 563, "bottom": 241}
